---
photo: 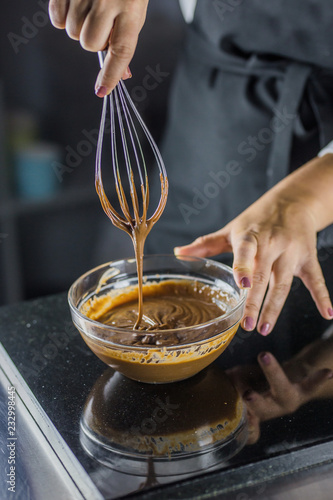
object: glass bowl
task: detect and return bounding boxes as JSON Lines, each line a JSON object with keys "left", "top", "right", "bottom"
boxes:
{"left": 68, "top": 255, "right": 247, "bottom": 383}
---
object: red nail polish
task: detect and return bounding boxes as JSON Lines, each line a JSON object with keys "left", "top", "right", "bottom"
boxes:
{"left": 260, "top": 323, "right": 270, "bottom": 336}
{"left": 328, "top": 308, "right": 333, "bottom": 318}
{"left": 241, "top": 277, "right": 251, "bottom": 288}
{"left": 243, "top": 316, "right": 255, "bottom": 331}
{"left": 95, "top": 85, "right": 108, "bottom": 98}
{"left": 260, "top": 352, "right": 271, "bottom": 365}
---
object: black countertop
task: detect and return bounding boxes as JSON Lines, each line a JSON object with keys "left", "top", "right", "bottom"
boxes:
{"left": 1, "top": 250, "right": 333, "bottom": 499}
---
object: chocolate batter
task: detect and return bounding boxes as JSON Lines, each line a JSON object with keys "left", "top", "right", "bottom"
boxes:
{"left": 82, "top": 279, "right": 229, "bottom": 331}
{"left": 79, "top": 281, "right": 240, "bottom": 382}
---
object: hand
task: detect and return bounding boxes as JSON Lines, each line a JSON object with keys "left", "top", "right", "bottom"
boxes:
{"left": 227, "top": 351, "right": 333, "bottom": 443}
{"left": 175, "top": 156, "right": 333, "bottom": 335}
{"left": 49, "top": 0, "right": 149, "bottom": 96}
{"left": 243, "top": 352, "right": 332, "bottom": 419}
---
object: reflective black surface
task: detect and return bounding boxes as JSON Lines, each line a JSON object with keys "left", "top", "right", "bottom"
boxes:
{"left": 0, "top": 251, "right": 333, "bottom": 498}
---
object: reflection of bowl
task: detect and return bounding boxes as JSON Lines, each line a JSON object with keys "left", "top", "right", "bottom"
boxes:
{"left": 68, "top": 255, "right": 246, "bottom": 383}
{"left": 80, "top": 365, "right": 248, "bottom": 476}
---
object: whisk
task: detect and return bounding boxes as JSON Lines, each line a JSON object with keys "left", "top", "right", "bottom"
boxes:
{"left": 95, "top": 51, "right": 168, "bottom": 329}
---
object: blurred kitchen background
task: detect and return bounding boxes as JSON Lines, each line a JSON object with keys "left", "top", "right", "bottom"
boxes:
{"left": 0, "top": 0, "right": 185, "bottom": 305}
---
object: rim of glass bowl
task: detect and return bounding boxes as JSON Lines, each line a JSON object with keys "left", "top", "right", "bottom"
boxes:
{"left": 68, "top": 255, "right": 247, "bottom": 350}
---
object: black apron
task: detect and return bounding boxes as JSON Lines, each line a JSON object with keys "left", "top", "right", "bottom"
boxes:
{"left": 147, "top": 0, "right": 333, "bottom": 254}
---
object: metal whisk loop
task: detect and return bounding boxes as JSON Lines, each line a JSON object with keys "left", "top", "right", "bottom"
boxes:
{"left": 112, "top": 82, "right": 145, "bottom": 227}
{"left": 95, "top": 52, "right": 168, "bottom": 237}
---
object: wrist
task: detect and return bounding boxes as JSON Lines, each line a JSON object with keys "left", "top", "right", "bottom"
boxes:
{"left": 272, "top": 155, "right": 333, "bottom": 232}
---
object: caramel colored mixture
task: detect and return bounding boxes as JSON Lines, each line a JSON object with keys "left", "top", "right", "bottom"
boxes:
{"left": 79, "top": 278, "right": 239, "bottom": 383}
{"left": 82, "top": 279, "right": 228, "bottom": 331}
{"left": 81, "top": 321, "right": 239, "bottom": 383}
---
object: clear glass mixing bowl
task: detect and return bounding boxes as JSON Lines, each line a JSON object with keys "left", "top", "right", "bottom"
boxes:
{"left": 68, "top": 255, "right": 247, "bottom": 383}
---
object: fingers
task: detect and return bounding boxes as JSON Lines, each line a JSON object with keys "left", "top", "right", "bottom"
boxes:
{"left": 49, "top": 0, "right": 148, "bottom": 94}
{"left": 229, "top": 229, "right": 292, "bottom": 335}
{"left": 298, "top": 256, "right": 333, "bottom": 320}
{"left": 239, "top": 247, "right": 274, "bottom": 333}
{"left": 245, "top": 407, "right": 261, "bottom": 444}
{"left": 244, "top": 352, "right": 300, "bottom": 420}
{"left": 232, "top": 231, "right": 261, "bottom": 332}
{"left": 174, "top": 230, "right": 232, "bottom": 258}
{"left": 175, "top": 227, "right": 333, "bottom": 333}
{"left": 95, "top": 11, "right": 142, "bottom": 94}
{"left": 255, "top": 256, "right": 294, "bottom": 335}
{"left": 66, "top": 0, "right": 91, "bottom": 40}
{"left": 94, "top": 1, "right": 148, "bottom": 93}
{"left": 257, "top": 352, "right": 292, "bottom": 398}
{"left": 243, "top": 249, "right": 333, "bottom": 334}
{"left": 231, "top": 231, "right": 257, "bottom": 289}
{"left": 49, "top": 0, "right": 70, "bottom": 29}
{"left": 80, "top": 6, "right": 116, "bottom": 51}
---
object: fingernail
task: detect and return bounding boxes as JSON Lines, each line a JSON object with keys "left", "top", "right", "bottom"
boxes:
{"left": 328, "top": 308, "right": 333, "bottom": 318}
{"left": 259, "top": 352, "right": 271, "bottom": 365}
{"left": 123, "top": 66, "right": 132, "bottom": 79}
{"left": 241, "top": 277, "right": 251, "bottom": 288}
{"left": 328, "top": 371, "right": 333, "bottom": 379}
{"left": 95, "top": 85, "right": 108, "bottom": 98}
{"left": 243, "top": 316, "right": 255, "bottom": 331}
{"left": 174, "top": 247, "right": 181, "bottom": 255}
{"left": 260, "top": 323, "right": 271, "bottom": 336}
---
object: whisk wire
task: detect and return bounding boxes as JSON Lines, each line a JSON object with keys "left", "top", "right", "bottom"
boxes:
{"left": 120, "top": 80, "right": 167, "bottom": 180}
{"left": 115, "top": 83, "right": 149, "bottom": 226}
{"left": 110, "top": 89, "right": 134, "bottom": 225}
{"left": 95, "top": 51, "right": 168, "bottom": 234}
{"left": 118, "top": 82, "right": 146, "bottom": 187}
{"left": 96, "top": 100, "right": 129, "bottom": 230}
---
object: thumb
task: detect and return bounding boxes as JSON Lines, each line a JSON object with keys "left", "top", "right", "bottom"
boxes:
{"left": 174, "top": 231, "right": 232, "bottom": 258}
